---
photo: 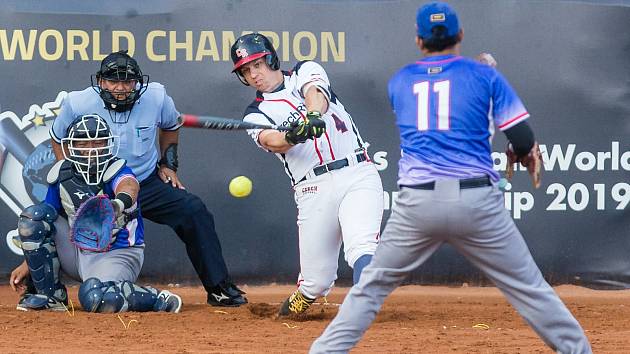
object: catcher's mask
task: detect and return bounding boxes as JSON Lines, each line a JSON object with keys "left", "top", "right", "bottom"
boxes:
{"left": 62, "top": 114, "right": 119, "bottom": 186}
{"left": 90, "top": 50, "right": 149, "bottom": 122}
{"left": 230, "top": 33, "right": 279, "bottom": 85}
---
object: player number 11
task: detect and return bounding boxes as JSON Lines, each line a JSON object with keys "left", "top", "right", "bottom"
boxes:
{"left": 413, "top": 80, "right": 450, "bottom": 131}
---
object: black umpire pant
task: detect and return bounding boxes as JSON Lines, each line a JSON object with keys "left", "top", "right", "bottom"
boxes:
{"left": 139, "top": 169, "right": 229, "bottom": 293}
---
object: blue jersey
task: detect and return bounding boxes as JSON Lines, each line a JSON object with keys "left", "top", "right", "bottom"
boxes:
{"left": 45, "top": 165, "right": 144, "bottom": 250}
{"left": 388, "top": 55, "right": 529, "bottom": 185}
{"left": 50, "top": 83, "right": 182, "bottom": 182}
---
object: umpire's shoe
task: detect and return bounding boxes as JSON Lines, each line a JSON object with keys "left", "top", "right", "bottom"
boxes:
{"left": 207, "top": 281, "right": 247, "bottom": 307}
{"left": 278, "top": 289, "right": 315, "bottom": 316}
{"left": 154, "top": 290, "right": 183, "bottom": 313}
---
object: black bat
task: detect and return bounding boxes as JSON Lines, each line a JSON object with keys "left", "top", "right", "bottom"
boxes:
{"left": 181, "top": 114, "right": 291, "bottom": 132}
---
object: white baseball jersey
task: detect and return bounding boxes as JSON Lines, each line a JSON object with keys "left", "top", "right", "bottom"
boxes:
{"left": 241, "top": 60, "right": 384, "bottom": 300}
{"left": 243, "top": 61, "right": 368, "bottom": 185}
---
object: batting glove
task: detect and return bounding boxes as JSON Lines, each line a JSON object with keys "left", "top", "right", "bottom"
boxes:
{"left": 305, "top": 111, "right": 326, "bottom": 138}
{"left": 285, "top": 120, "right": 310, "bottom": 145}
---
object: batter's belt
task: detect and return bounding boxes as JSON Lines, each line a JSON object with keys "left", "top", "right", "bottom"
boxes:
{"left": 401, "top": 176, "right": 491, "bottom": 190}
{"left": 299, "top": 151, "right": 369, "bottom": 183}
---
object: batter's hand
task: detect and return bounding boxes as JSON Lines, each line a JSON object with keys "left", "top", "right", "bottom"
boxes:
{"left": 476, "top": 53, "right": 497, "bottom": 67}
{"left": 159, "top": 166, "right": 186, "bottom": 189}
{"left": 305, "top": 111, "right": 326, "bottom": 139}
{"left": 285, "top": 120, "right": 311, "bottom": 145}
{"left": 9, "top": 261, "right": 29, "bottom": 292}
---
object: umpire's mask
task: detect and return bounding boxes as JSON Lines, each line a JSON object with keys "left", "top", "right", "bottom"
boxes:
{"left": 90, "top": 50, "right": 149, "bottom": 123}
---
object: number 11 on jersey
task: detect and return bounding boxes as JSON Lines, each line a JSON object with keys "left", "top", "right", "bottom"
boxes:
{"left": 413, "top": 80, "right": 451, "bottom": 131}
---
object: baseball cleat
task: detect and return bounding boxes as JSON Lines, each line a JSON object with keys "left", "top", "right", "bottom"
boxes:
{"left": 278, "top": 289, "right": 315, "bottom": 316}
{"left": 207, "top": 281, "right": 248, "bottom": 307}
{"left": 154, "top": 290, "right": 182, "bottom": 313}
{"left": 17, "top": 293, "right": 68, "bottom": 312}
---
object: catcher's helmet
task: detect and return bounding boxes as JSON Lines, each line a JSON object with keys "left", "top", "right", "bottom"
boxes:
{"left": 62, "top": 114, "right": 119, "bottom": 186}
{"left": 230, "top": 33, "right": 279, "bottom": 85}
{"left": 90, "top": 50, "right": 149, "bottom": 118}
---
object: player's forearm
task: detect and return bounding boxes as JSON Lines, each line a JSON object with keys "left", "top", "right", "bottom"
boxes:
{"left": 159, "top": 129, "right": 179, "bottom": 155}
{"left": 114, "top": 177, "right": 139, "bottom": 204}
{"left": 51, "top": 140, "right": 65, "bottom": 161}
{"left": 304, "top": 85, "right": 329, "bottom": 114}
{"left": 259, "top": 129, "right": 293, "bottom": 154}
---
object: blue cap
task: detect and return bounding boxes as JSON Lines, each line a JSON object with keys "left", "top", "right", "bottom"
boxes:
{"left": 416, "top": 2, "right": 460, "bottom": 39}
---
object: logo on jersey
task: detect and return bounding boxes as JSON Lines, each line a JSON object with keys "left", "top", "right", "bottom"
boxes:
{"left": 430, "top": 13, "right": 446, "bottom": 22}
{"left": 0, "top": 91, "right": 67, "bottom": 255}
{"left": 428, "top": 67, "right": 443, "bottom": 74}
{"left": 235, "top": 48, "right": 249, "bottom": 58}
{"left": 301, "top": 186, "right": 318, "bottom": 195}
{"left": 73, "top": 191, "right": 92, "bottom": 200}
{"left": 283, "top": 103, "right": 307, "bottom": 126}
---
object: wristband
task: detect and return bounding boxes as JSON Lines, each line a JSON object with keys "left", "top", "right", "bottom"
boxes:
{"left": 114, "top": 192, "right": 134, "bottom": 210}
{"left": 159, "top": 143, "right": 178, "bottom": 172}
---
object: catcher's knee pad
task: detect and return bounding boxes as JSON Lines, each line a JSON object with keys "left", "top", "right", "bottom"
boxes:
{"left": 20, "top": 203, "right": 58, "bottom": 224}
{"left": 79, "top": 278, "right": 126, "bottom": 313}
{"left": 18, "top": 203, "right": 58, "bottom": 248}
{"left": 119, "top": 281, "right": 158, "bottom": 312}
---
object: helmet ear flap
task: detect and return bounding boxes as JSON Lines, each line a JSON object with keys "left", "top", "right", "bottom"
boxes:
{"left": 267, "top": 54, "right": 280, "bottom": 71}
{"left": 234, "top": 71, "right": 250, "bottom": 86}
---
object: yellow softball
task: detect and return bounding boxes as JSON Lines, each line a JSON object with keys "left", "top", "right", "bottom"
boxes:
{"left": 229, "top": 176, "right": 253, "bottom": 198}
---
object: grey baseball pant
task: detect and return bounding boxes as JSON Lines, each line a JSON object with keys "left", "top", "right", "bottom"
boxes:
{"left": 53, "top": 217, "right": 143, "bottom": 283}
{"left": 310, "top": 179, "right": 591, "bottom": 354}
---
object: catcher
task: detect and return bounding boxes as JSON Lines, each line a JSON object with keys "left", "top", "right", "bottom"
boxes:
{"left": 9, "top": 114, "right": 182, "bottom": 313}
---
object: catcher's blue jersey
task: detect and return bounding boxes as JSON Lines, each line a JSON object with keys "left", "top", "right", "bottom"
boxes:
{"left": 45, "top": 165, "right": 144, "bottom": 250}
{"left": 388, "top": 54, "right": 529, "bottom": 186}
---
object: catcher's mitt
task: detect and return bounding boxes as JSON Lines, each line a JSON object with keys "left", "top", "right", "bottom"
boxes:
{"left": 506, "top": 142, "right": 543, "bottom": 189}
{"left": 71, "top": 194, "right": 116, "bottom": 252}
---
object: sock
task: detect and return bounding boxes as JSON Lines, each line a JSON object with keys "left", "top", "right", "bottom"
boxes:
{"left": 352, "top": 254, "right": 373, "bottom": 284}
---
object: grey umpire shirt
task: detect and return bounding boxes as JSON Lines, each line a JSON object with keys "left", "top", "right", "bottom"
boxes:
{"left": 50, "top": 82, "right": 182, "bottom": 182}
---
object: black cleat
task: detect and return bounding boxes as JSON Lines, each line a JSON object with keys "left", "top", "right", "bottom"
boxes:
{"left": 207, "top": 281, "right": 248, "bottom": 307}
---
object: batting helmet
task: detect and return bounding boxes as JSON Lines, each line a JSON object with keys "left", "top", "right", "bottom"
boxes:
{"left": 61, "top": 114, "right": 119, "bottom": 186}
{"left": 90, "top": 50, "right": 149, "bottom": 116}
{"left": 230, "top": 33, "right": 279, "bottom": 85}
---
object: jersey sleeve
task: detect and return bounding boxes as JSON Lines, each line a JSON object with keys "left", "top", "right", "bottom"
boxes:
{"left": 294, "top": 61, "right": 332, "bottom": 102}
{"left": 108, "top": 165, "right": 138, "bottom": 194}
{"left": 242, "top": 103, "right": 276, "bottom": 150}
{"left": 387, "top": 70, "right": 404, "bottom": 113}
{"left": 44, "top": 183, "right": 62, "bottom": 212}
{"left": 491, "top": 70, "right": 530, "bottom": 131}
{"left": 49, "top": 96, "right": 75, "bottom": 143}
{"left": 158, "top": 91, "right": 183, "bottom": 131}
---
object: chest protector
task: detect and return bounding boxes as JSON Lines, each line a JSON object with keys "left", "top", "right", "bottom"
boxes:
{"left": 47, "top": 159, "right": 126, "bottom": 226}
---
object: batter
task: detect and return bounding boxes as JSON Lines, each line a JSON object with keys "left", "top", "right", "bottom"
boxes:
{"left": 230, "top": 33, "right": 384, "bottom": 316}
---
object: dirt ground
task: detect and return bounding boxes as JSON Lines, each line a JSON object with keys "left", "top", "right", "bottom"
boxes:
{"left": 0, "top": 284, "right": 628, "bottom": 353}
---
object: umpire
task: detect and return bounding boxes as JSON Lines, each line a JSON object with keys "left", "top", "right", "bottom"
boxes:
{"left": 45, "top": 50, "right": 246, "bottom": 307}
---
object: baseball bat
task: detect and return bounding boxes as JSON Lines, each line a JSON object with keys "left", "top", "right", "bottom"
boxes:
{"left": 181, "top": 114, "right": 290, "bottom": 132}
